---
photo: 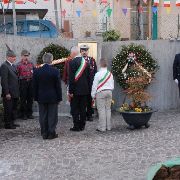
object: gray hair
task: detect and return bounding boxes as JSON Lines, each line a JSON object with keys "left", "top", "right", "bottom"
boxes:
{"left": 100, "top": 58, "right": 108, "bottom": 67}
{"left": 70, "top": 46, "right": 79, "bottom": 54}
{"left": 42, "top": 53, "right": 53, "bottom": 64}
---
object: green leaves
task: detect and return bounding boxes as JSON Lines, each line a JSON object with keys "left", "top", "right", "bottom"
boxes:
{"left": 37, "top": 44, "right": 70, "bottom": 77}
{"left": 102, "top": 30, "right": 120, "bottom": 42}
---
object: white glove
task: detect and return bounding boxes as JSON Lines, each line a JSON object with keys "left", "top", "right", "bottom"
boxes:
{"left": 175, "top": 79, "right": 178, "bottom": 84}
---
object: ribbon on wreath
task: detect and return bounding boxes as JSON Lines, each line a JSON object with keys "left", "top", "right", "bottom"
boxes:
{"left": 122, "top": 52, "right": 152, "bottom": 80}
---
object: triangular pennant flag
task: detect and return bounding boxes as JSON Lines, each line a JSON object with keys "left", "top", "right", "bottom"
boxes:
{"left": 3, "top": 0, "right": 10, "bottom": 4}
{"left": 164, "top": 0, "right": 171, "bottom": 7}
{"left": 143, "top": 0, "right": 147, "bottom": 4}
{"left": 28, "top": 0, "right": 37, "bottom": 3}
{"left": 154, "top": 0, "right": 159, "bottom": 6}
{"left": 152, "top": 6, "right": 158, "bottom": 14}
{"left": 165, "top": 7, "right": 171, "bottom": 14}
{"left": 66, "top": 0, "right": 71, "bottom": 2}
{"left": 101, "top": 0, "right": 107, "bottom": 4}
{"left": 106, "top": 8, "right": 112, "bottom": 17}
{"left": 92, "top": 10, "right": 97, "bottom": 17}
{"left": 176, "top": 0, "right": 180, "bottom": 6}
{"left": 44, "top": 0, "right": 49, "bottom": 1}
{"left": 79, "top": 0, "right": 83, "bottom": 3}
{"left": 15, "top": 0, "right": 25, "bottom": 4}
{"left": 76, "top": 10, "right": 81, "bottom": 17}
{"left": 122, "top": 8, "right": 127, "bottom": 16}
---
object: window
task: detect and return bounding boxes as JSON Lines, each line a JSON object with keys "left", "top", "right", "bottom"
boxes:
{"left": 40, "top": 24, "right": 49, "bottom": 31}
{"left": 17, "top": 22, "right": 24, "bottom": 33}
{"left": 28, "top": 22, "right": 40, "bottom": 32}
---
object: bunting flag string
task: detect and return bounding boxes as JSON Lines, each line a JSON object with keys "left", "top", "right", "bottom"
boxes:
{"left": 154, "top": 0, "right": 159, "bottom": 6}
{"left": 164, "top": 0, "right": 171, "bottom": 7}
{"left": 176, "top": 0, "right": 180, "bottom": 6}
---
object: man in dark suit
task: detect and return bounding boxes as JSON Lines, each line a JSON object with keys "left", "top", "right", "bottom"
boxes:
{"left": 173, "top": 53, "right": 180, "bottom": 95}
{"left": 69, "top": 55, "right": 90, "bottom": 131}
{"left": 1, "top": 48, "right": 20, "bottom": 129}
{"left": 80, "top": 44, "right": 97, "bottom": 121}
{"left": 33, "top": 53, "right": 62, "bottom": 140}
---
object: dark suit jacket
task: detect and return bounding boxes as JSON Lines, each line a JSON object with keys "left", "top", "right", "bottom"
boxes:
{"left": 1, "top": 61, "right": 19, "bottom": 98}
{"left": 33, "top": 64, "right": 62, "bottom": 103}
{"left": 69, "top": 56, "right": 90, "bottom": 96}
{"left": 173, "top": 54, "right": 180, "bottom": 80}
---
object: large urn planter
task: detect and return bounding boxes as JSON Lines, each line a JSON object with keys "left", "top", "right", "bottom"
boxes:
{"left": 120, "top": 110, "right": 155, "bottom": 130}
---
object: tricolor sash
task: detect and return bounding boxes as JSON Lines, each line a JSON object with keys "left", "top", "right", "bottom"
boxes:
{"left": 97, "top": 70, "right": 111, "bottom": 90}
{"left": 75, "top": 57, "right": 87, "bottom": 82}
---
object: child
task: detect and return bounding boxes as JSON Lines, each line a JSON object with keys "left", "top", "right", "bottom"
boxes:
{"left": 91, "top": 58, "right": 114, "bottom": 132}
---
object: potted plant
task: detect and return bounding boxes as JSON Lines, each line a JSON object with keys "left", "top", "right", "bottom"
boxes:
{"left": 112, "top": 44, "right": 159, "bottom": 130}
{"left": 85, "top": 31, "right": 91, "bottom": 37}
{"left": 102, "top": 30, "right": 120, "bottom": 42}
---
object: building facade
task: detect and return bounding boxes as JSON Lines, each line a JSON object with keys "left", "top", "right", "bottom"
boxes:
{"left": 0, "top": 0, "right": 179, "bottom": 40}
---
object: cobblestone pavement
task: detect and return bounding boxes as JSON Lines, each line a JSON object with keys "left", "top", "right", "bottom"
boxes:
{"left": 0, "top": 110, "right": 180, "bottom": 180}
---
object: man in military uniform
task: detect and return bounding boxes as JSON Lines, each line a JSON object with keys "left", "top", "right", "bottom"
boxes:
{"left": 80, "top": 44, "right": 97, "bottom": 121}
{"left": 69, "top": 54, "right": 90, "bottom": 131}
{"left": 17, "top": 50, "right": 34, "bottom": 120}
{"left": 173, "top": 53, "right": 180, "bottom": 96}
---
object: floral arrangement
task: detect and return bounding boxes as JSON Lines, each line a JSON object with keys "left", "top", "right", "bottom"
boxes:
{"left": 112, "top": 44, "right": 159, "bottom": 113}
{"left": 37, "top": 44, "right": 70, "bottom": 77}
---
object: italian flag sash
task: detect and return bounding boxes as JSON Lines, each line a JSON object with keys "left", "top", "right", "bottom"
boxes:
{"left": 97, "top": 70, "right": 111, "bottom": 90}
{"left": 75, "top": 57, "right": 87, "bottom": 82}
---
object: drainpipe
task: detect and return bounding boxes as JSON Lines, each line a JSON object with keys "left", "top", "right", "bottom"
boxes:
{"left": 152, "top": 0, "right": 158, "bottom": 40}
{"left": 12, "top": 0, "right": 17, "bottom": 35}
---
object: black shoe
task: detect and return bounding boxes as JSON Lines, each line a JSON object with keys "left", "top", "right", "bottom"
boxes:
{"left": 48, "top": 134, "right": 58, "bottom": 140}
{"left": 12, "top": 124, "right": 20, "bottom": 127}
{"left": 42, "top": 134, "right": 48, "bottom": 140}
{"left": 87, "top": 117, "right": 93, "bottom": 122}
{"left": 79, "top": 126, "right": 85, "bottom": 131}
{"left": 27, "top": 115, "right": 34, "bottom": 119}
{"left": 96, "top": 129, "right": 105, "bottom": 132}
{"left": 5, "top": 125, "right": 16, "bottom": 129}
{"left": 70, "top": 127, "right": 80, "bottom": 132}
{"left": 21, "top": 116, "right": 27, "bottom": 120}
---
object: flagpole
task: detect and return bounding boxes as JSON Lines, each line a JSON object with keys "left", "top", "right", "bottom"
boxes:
{"left": 12, "top": 0, "right": 17, "bottom": 35}
{"left": 54, "top": 0, "right": 60, "bottom": 30}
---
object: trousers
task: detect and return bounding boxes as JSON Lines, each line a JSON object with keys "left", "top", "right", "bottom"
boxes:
{"left": 96, "top": 90, "right": 112, "bottom": 131}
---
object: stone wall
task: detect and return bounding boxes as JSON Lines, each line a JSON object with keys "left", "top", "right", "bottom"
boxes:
{"left": 0, "top": 35, "right": 180, "bottom": 112}
{"left": 101, "top": 40, "right": 180, "bottom": 111}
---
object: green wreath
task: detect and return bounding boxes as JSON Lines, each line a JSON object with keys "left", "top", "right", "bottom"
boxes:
{"left": 112, "top": 44, "right": 159, "bottom": 89}
{"left": 37, "top": 44, "right": 70, "bottom": 77}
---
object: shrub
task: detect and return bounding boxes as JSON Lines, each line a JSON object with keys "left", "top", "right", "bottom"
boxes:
{"left": 102, "top": 30, "right": 120, "bottom": 42}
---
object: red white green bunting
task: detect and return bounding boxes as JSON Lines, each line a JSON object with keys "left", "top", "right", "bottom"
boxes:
{"left": 153, "top": 0, "right": 159, "bottom": 6}
{"left": 75, "top": 57, "right": 87, "bottom": 82}
{"left": 176, "top": 0, "right": 180, "bottom": 6}
{"left": 164, "top": 0, "right": 170, "bottom": 7}
{"left": 97, "top": 71, "right": 111, "bottom": 90}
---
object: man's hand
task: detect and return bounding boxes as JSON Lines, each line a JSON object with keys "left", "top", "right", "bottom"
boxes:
{"left": 175, "top": 79, "right": 179, "bottom": 84}
{"left": 6, "top": 94, "right": 11, "bottom": 100}
{"left": 68, "top": 94, "right": 73, "bottom": 102}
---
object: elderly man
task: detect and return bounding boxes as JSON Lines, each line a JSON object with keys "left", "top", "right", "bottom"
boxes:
{"left": 33, "top": 53, "right": 62, "bottom": 140}
{"left": 1, "top": 48, "right": 20, "bottom": 129}
{"left": 17, "top": 50, "right": 34, "bottom": 120}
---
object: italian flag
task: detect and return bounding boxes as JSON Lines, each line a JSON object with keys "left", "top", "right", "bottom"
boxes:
{"left": 153, "top": 0, "right": 159, "bottom": 6}
{"left": 176, "top": 0, "right": 180, "bottom": 6}
{"left": 164, "top": 0, "right": 171, "bottom": 7}
{"left": 97, "top": 71, "right": 111, "bottom": 90}
{"left": 75, "top": 57, "right": 87, "bottom": 82}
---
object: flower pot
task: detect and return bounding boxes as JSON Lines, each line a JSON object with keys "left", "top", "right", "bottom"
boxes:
{"left": 120, "top": 110, "right": 155, "bottom": 130}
